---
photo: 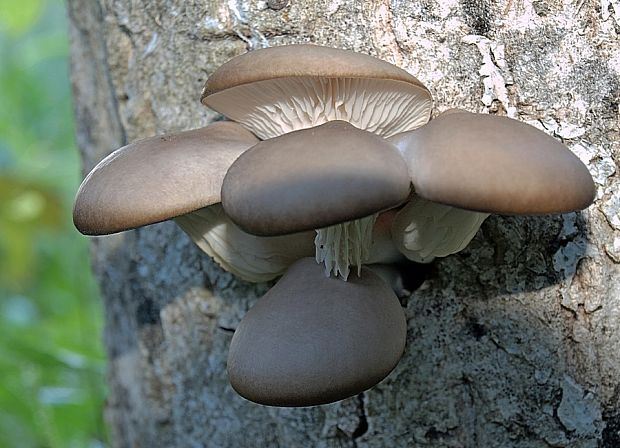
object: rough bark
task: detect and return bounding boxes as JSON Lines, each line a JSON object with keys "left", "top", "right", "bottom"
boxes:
{"left": 67, "top": 1, "right": 620, "bottom": 447}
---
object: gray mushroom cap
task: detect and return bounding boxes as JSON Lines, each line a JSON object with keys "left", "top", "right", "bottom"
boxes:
{"left": 227, "top": 257, "right": 407, "bottom": 407}
{"left": 73, "top": 122, "right": 258, "bottom": 235}
{"left": 221, "top": 120, "right": 411, "bottom": 236}
{"left": 202, "top": 44, "right": 428, "bottom": 98}
{"left": 389, "top": 110, "right": 595, "bottom": 215}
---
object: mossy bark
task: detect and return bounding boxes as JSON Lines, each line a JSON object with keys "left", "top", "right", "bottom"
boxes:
{"left": 68, "top": 1, "right": 620, "bottom": 446}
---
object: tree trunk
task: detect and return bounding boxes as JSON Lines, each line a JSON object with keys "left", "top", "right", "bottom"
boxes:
{"left": 67, "top": 1, "right": 620, "bottom": 446}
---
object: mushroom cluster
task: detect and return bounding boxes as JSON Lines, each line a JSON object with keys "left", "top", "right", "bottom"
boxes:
{"left": 74, "top": 45, "right": 595, "bottom": 407}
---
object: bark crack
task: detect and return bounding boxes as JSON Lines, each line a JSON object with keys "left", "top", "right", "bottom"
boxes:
{"left": 352, "top": 393, "right": 369, "bottom": 440}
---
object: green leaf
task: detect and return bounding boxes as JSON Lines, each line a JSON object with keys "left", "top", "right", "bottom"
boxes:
{"left": 0, "top": 1, "right": 108, "bottom": 445}
{"left": 0, "top": 0, "right": 44, "bottom": 36}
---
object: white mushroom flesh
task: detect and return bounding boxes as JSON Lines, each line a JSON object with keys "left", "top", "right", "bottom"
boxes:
{"left": 366, "top": 210, "right": 404, "bottom": 265}
{"left": 205, "top": 77, "right": 432, "bottom": 140}
{"left": 314, "top": 214, "right": 377, "bottom": 280}
{"left": 391, "top": 196, "right": 489, "bottom": 263}
{"left": 174, "top": 204, "right": 314, "bottom": 282}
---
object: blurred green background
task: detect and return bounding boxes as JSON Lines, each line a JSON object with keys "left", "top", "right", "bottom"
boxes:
{"left": 0, "top": 0, "right": 107, "bottom": 446}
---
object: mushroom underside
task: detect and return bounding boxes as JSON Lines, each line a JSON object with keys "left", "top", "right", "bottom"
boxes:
{"left": 174, "top": 204, "right": 316, "bottom": 282}
{"left": 204, "top": 77, "right": 431, "bottom": 140}
{"left": 391, "top": 196, "right": 489, "bottom": 263}
{"left": 174, "top": 200, "right": 488, "bottom": 282}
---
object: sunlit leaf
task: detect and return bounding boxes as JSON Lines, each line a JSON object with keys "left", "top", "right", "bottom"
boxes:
{"left": 0, "top": 0, "right": 44, "bottom": 35}
{"left": 0, "top": 174, "right": 63, "bottom": 227}
{"left": 0, "top": 174, "right": 64, "bottom": 285}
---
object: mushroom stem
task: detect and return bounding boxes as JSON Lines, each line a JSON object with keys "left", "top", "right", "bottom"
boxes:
{"left": 314, "top": 214, "right": 377, "bottom": 280}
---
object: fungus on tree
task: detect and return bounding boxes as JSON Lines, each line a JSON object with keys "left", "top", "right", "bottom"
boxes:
{"left": 73, "top": 44, "right": 595, "bottom": 407}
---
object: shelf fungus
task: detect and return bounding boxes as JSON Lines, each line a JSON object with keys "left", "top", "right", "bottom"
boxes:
{"left": 73, "top": 44, "right": 595, "bottom": 407}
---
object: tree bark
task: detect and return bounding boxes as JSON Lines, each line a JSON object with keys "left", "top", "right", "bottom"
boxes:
{"left": 67, "top": 1, "right": 620, "bottom": 446}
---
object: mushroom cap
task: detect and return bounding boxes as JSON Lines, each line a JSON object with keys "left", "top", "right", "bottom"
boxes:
{"left": 201, "top": 44, "right": 432, "bottom": 139}
{"left": 73, "top": 121, "right": 258, "bottom": 235}
{"left": 221, "top": 121, "right": 411, "bottom": 236}
{"left": 227, "top": 257, "right": 407, "bottom": 407}
{"left": 389, "top": 111, "right": 596, "bottom": 214}
{"left": 202, "top": 44, "right": 427, "bottom": 97}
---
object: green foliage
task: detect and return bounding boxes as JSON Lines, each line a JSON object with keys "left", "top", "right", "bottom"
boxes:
{"left": 0, "top": 0, "right": 44, "bottom": 36}
{"left": 0, "top": 0, "right": 107, "bottom": 446}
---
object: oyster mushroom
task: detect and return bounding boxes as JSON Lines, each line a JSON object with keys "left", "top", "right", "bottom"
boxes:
{"left": 72, "top": 44, "right": 596, "bottom": 408}
{"left": 72, "top": 121, "right": 316, "bottom": 281}
{"left": 73, "top": 122, "right": 257, "bottom": 235}
{"left": 201, "top": 44, "right": 432, "bottom": 139}
{"left": 388, "top": 109, "right": 596, "bottom": 214}
{"left": 227, "top": 257, "right": 406, "bottom": 407}
{"left": 385, "top": 109, "right": 595, "bottom": 265}
{"left": 221, "top": 120, "right": 411, "bottom": 279}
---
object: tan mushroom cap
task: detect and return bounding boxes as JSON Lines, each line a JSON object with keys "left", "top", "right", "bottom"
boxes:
{"left": 227, "top": 257, "right": 406, "bottom": 407}
{"left": 201, "top": 44, "right": 432, "bottom": 139}
{"left": 73, "top": 121, "right": 258, "bottom": 235}
{"left": 221, "top": 121, "right": 411, "bottom": 236}
{"left": 389, "top": 110, "right": 596, "bottom": 215}
{"left": 202, "top": 44, "right": 427, "bottom": 97}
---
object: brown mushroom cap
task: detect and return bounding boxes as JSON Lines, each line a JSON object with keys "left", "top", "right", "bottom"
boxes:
{"left": 389, "top": 110, "right": 595, "bottom": 214}
{"left": 227, "top": 257, "right": 407, "bottom": 407}
{"left": 73, "top": 122, "right": 258, "bottom": 235}
{"left": 202, "top": 44, "right": 427, "bottom": 97}
{"left": 221, "top": 121, "right": 411, "bottom": 236}
{"left": 201, "top": 44, "right": 432, "bottom": 139}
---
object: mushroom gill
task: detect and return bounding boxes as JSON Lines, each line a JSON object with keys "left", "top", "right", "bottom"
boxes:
{"left": 314, "top": 214, "right": 377, "bottom": 279}
{"left": 204, "top": 77, "right": 431, "bottom": 140}
{"left": 201, "top": 44, "right": 432, "bottom": 140}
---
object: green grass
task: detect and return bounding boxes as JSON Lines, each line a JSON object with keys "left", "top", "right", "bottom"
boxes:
{"left": 0, "top": 0, "right": 107, "bottom": 446}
